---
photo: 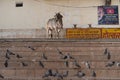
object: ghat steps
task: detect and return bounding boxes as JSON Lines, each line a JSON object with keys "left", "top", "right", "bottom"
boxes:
{"left": 0, "top": 39, "right": 120, "bottom": 80}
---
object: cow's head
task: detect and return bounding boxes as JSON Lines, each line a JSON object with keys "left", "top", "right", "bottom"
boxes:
{"left": 54, "top": 12, "right": 63, "bottom": 20}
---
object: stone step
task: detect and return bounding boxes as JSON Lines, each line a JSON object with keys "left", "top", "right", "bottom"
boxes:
{"left": 1, "top": 41, "right": 120, "bottom": 47}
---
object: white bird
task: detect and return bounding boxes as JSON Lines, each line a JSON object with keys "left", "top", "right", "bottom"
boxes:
{"left": 116, "top": 62, "right": 120, "bottom": 67}
{"left": 85, "top": 61, "right": 90, "bottom": 69}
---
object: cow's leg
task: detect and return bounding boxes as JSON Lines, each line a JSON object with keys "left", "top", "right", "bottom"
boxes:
{"left": 50, "top": 30, "right": 53, "bottom": 38}
{"left": 57, "top": 32, "right": 59, "bottom": 38}
{"left": 56, "top": 29, "right": 61, "bottom": 38}
{"left": 48, "top": 28, "right": 53, "bottom": 38}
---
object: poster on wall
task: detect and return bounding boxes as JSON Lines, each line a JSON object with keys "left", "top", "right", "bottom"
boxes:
{"left": 98, "top": 6, "right": 119, "bottom": 25}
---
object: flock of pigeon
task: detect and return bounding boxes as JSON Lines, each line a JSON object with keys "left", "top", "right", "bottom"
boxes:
{"left": 0, "top": 46, "right": 120, "bottom": 79}
{"left": 104, "top": 48, "right": 120, "bottom": 67}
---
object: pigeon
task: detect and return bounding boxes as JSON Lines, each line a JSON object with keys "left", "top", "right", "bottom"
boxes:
{"left": 64, "top": 61, "right": 69, "bottom": 67}
{"left": 42, "top": 53, "right": 47, "bottom": 60}
{"left": 62, "top": 53, "right": 74, "bottom": 60}
{"left": 39, "top": 61, "right": 44, "bottom": 68}
{"left": 48, "top": 69, "right": 53, "bottom": 76}
{"left": 57, "top": 48, "right": 63, "bottom": 55}
{"left": 28, "top": 46, "right": 35, "bottom": 51}
{"left": 76, "top": 71, "right": 85, "bottom": 78}
{"left": 116, "top": 62, "right": 120, "bottom": 67}
{"left": 0, "top": 74, "right": 4, "bottom": 79}
{"left": 104, "top": 48, "right": 108, "bottom": 55}
{"left": 42, "top": 69, "right": 52, "bottom": 78}
{"left": 62, "top": 71, "right": 68, "bottom": 77}
{"left": 67, "top": 53, "right": 74, "bottom": 59}
{"left": 21, "top": 62, "right": 28, "bottom": 67}
{"left": 5, "top": 53, "right": 10, "bottom": 59}
{"left": 6, "top": 49, "right": 15, "bottom": 55}
{"left": 55, "top": 72, "right": 63, "bottom": 80}
{"left": 16, "top": 54, "right": 22, "bottom": 59}
{"left": 51, "top": 70, "right": 57, "bottom": 77}
{"left": 73, "top": 60, "right": 81, "bottom": 68}
{"left": 85, "top": 61, "right": 90, "bottom": 69}
{"left": 4, "top": 60, "right": 8, "bottom": 67}
{"left": 107, "top": 52, "right": 111, "bottom": 60}
{"left": 47, "top": 70, "right": 63, "bottom": 79}
{"left": 91, "top": 70, "right": 96, "bottom": 77}
{"left": 62, "top": 55, "right": 68, "bottom": 59}
{"left": 105, "top": 61, "right": 115, "bottom": 67}
{"left": 42, "top": 71, "right": 50, "bottom": 78}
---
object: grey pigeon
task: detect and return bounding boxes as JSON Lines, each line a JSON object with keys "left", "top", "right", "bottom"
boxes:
{"left": 62, "top": 55, "right": 68, "bottom": 59}
{"left": 42, "top": 70, "right": 50, "bottom": 78}
{"left": 76, "top": 71, "right": 85, "bottom": 78}
{"left": 107, "top": 52, "right": 111, "bottom": 60}
{"left": 67, "top": 53, "right": 74, "bottom": 59}
{"left": 42, "top": 53, "right": 47, "bottom": 60}
{"left": 73, "top": 60, "right": 81, "bottom": 68}
{"left": 5, "top": 52, "right": 10, "bottom": 59}
{"left": 51, "top": 70, "right": 57, "bottom": 77}
{"left": 4, "top": 60, "right": 8, "bottom": 67}
{"left": 55, "top": 72, "right": 63, "bottom": 79}
{"left": 62, "top": 53, "right": 74, "bottom": 60}
{"left": 6, "top": 49, "right": 15, "bottom": 55}
{"left": 104, "top": 48, "right": 108, "bottom": 55}
{"left": 16, "top": 54, "right": 22, "bottom": 58}
{"left": 91, "top": 70, "right": 96, "bottom": 77}
{"left": 42, "top": 69, "right": 52, "bottom": 78}
{"left": 57, "top": 48, "right": 63, "bottom": 55}
{"left": 62, "top": 71, "right": 68, "bottom": 77}
{"left": 0, "top": 74, "right": 4, "bottom": 79}
{"left": 28, "top": 46, "right": 35, "bottom": 51}
{"left": 64, "top": 61, "right": 69, "bottom": 67}
{"left": 21, "top": 62, "right": 28, "bottom": 67}
{"left": 39, "top": 61, "right": 44, "bottom": 68}
{"left": 106, "top": 61, "right": 115, "bottom": 67}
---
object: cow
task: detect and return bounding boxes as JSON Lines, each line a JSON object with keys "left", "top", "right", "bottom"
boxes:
{"left": 46, "top": 13, "right": 63, "bottom": 38}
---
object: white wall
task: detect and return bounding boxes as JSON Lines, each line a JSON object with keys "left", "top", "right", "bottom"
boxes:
{"left": 0, "top": 0, "right": 119, "bottom": 29}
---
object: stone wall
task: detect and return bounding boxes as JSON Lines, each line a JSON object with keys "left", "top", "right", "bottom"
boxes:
{"left": 0, "top": 0, "right": 119, "bottom": 29}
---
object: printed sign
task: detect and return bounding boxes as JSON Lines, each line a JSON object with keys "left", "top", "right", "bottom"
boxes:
{"left": 98, "top": 6, "right": 119, "bottom": 25}
{"left": 102, "top": 28, "right": 120, "bottom": 38}
{"left": 66, "top": 28, "right": 101, "bottom": 39}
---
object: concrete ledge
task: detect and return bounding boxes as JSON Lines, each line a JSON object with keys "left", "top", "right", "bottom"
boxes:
{"left": 0, "top": 29, "right": 120, "bottom": 42}
{"left": 0, "top": 28, "right": 66, "bottom": 38}
{"left": 0, "top": 29, "right": 46, "bottom": 38}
